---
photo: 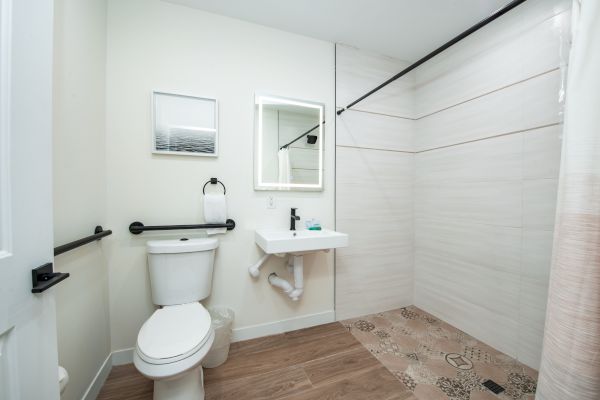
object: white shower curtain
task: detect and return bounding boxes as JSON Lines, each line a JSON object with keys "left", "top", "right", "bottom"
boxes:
{"left": 536, "top": 1, "right": 600, "bottom": 399}
{"left": 278, "top": 148, "right": 291, "bottom": 186}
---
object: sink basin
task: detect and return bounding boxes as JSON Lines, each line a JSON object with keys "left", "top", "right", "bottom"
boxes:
{"left": 255, "top": 229, "right": 349, "bottom": 255}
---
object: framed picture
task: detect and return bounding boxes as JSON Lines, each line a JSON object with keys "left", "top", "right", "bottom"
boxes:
{"left": 152, "top": 91, "right": 218, "bottom": 157}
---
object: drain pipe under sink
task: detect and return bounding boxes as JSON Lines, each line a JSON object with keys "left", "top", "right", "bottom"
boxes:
{"left": 268, "top": 255, "right": 304, "bottom": 301}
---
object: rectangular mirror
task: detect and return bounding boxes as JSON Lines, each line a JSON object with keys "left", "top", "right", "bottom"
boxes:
{"left": 254, "top": 94, "right": 324, "bottom": 191}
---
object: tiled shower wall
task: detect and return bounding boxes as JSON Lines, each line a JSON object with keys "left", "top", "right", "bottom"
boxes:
{"left": 335, "top": 0, "right": 571, "bottom": 370}
{"left": 335, "top": 44, "right": 416, "bottom": 320}
{"left": 413, "top": 0, "right": 570, "bottom": 370}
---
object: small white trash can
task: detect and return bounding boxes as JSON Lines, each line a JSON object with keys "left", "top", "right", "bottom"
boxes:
{"left": 202, "top": 306, "right": 235, "bottom": 368}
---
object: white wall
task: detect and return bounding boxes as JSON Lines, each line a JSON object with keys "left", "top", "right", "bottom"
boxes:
{"left": 53, "top": 0, "right": 111, "bottom": 399}
{"left": 413, "top": 0, "right": 570, "bottom": 370}
{"left": 105, "top": 0, "right": 335, "bottom": 351}
{"left": 335, "top": 44, "right": 415, "bottom": 319}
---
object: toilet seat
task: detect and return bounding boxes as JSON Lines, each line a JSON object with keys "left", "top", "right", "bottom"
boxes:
{"left": 136, "top": 302, "right": 212, "bottom": 365}
{"left": 134, "top": 330, "right": 215, "bottom": 381}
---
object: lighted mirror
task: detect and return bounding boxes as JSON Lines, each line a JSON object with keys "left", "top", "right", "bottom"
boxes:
{"left": 254, "top": 94, "right": 324, "bottom": 191}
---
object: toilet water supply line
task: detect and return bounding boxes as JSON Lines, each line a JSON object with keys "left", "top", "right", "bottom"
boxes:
{"left": 248, "top": 254, "right": 304, "bottom": 301}
{"left": 248, "top": 254, "right": 271, "bottom": 278}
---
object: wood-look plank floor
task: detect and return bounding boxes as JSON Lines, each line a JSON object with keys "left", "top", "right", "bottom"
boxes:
{"left": 97, "top": 322, "right": 415, "bottom": 400}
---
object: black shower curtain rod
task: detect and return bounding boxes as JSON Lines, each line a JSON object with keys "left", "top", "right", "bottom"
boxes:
{"left": 280, "top": 121, "right": 325, "bottom": 150}
{"left": 336, "top": 0, "right": 529, "bottom": 116}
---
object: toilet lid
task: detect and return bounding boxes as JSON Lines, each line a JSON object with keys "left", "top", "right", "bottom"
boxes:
{"left": 137, "top": 303, "right": 211, "bottom": 361}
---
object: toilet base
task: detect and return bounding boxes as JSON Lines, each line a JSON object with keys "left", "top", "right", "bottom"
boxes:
{"left": 153, "top": 366, "right": 204, "bottom": 400}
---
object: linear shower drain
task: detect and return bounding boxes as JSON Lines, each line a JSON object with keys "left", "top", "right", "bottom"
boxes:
{"left": 482, "top": 379, "right": 505, "bottom": 394}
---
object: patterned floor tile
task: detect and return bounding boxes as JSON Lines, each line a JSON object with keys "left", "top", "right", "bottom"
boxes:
{"left": 343, "top": 306, "right": 538, "bottom": 400}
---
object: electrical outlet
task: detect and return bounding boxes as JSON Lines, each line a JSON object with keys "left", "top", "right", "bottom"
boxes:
{"left": 267, "top": 196, "right": 276, "bottom": 209}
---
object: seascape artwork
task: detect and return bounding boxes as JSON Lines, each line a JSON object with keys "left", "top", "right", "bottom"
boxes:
{"left": 153, "top": 91, "right": 218, "bottom": 156}
{"left": 155, "top": 126, "right": 216, "bottom": 154}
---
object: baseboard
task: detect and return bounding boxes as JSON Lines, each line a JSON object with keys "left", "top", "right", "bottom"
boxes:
{"left": 81, "top": 353, "right": 112, "bottom": 400}
{"left": 231, "top": 310, "right": 336, "bottom": 342}
{"left": 111, "top": 347, "right": 134, "bottom": 366}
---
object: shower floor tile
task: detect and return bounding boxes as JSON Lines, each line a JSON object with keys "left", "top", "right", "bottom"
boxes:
{"left": 342, "top": 306, "right": 538, "bottom": 400}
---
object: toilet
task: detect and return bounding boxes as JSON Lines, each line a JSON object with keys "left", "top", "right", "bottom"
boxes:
{"left": 134, "top": 238, "right": 219, "bottom": 400}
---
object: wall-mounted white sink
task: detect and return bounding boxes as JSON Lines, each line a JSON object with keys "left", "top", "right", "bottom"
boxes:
{"left": 255, "top": 228, "right": 349, "bottom": 255}
{"left": 250, "top": 228, "right": 349, "bottom": 301}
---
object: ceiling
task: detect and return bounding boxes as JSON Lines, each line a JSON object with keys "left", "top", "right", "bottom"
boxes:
{"left": 165, "top": 0, "right": 511, "bottom": 61}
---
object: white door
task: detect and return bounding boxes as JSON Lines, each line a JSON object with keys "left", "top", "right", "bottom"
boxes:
{"left": 0, "top": 0, "right": 60, "bottom": 399}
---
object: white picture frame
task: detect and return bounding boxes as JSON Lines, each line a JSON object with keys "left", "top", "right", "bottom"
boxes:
{"left": 152, "top": 90, "right": 218, "bottom": 157}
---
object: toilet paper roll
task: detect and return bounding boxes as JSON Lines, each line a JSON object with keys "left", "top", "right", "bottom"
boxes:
{"left": 58, "top": 366, "right": 69, "bottom": 394}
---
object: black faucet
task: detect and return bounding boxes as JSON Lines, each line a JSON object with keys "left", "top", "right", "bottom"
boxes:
{"left": 290, "top": 208, "right": 300, "bottom": 231}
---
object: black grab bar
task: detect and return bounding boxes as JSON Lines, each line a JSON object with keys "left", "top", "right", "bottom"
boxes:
{"left": 54, "top": 226, "right": 113, "bottom": 256}
{"left": 129, "top": 219, "right": 236, "bottom": 235}
{"left": 32, "top": 226, "right": 112, "bottom": 293}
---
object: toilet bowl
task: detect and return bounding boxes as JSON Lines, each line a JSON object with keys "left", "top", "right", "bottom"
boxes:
{"left": 134, "top": 302, "right": 215, "bottom": 400}
{"left": 134, "top": 237, "right": 220, "bottom": 400}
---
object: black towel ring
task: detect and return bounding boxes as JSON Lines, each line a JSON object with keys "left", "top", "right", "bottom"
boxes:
{"left": 202, "top": 177, "right": 226, "bottom": 195}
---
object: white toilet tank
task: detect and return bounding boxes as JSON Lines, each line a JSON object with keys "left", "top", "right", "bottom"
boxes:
{"left": 146, "top": 238, "right": 219, "bottom": 306}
